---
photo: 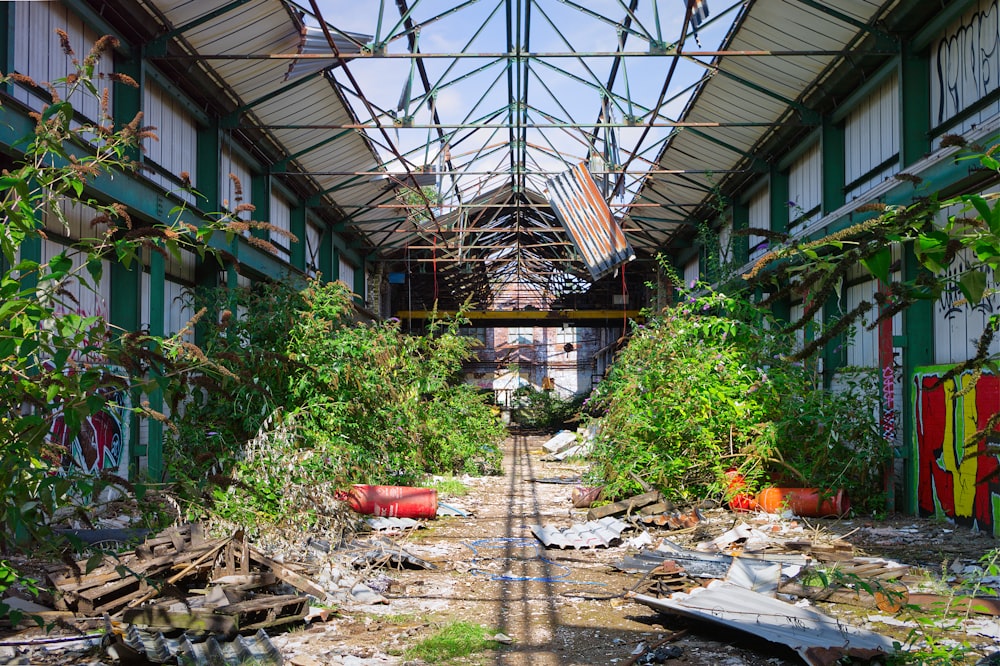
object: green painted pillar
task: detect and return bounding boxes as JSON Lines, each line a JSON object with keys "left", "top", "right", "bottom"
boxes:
{"left": 822, "top": 116, "right": 846, "bottom": 215}
{"left": 731, "top": 203, "right": 749, "bottom": 269}
{"left": 770, "top": 166, "right": 790, "bottom": 237}
{"left": 901, "top": 242, "right": 934, "bottom": 515}
{"left": 194, "top": 119, "right": 221, "bottom": 345}
{"left": 290, "top": 203, "right": 306, "bottom": 272}
{"left": 0, "top": 1, "right": 14, "bottom": 95}
{"left": 821, "top": 291, "right": 846, "bottom": 389}
{"left": 321, "top": 233, "right": 335, "bottom": 284}
{"left": 900, "top": 42, "right": 931, "bottom": 168}
{"left": 353, "top": 260, "right": 366, "bottom": 307}
{"left": 146, "top": 251, "right": 166, "bottom": 482}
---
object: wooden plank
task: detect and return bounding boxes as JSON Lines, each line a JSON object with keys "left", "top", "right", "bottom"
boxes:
{"left": 639, "top": 501, "right": 676, "bottom": 516}
{"left": 210, "top": 573, "right": 276, "bottom": 587}
{"left": 121, "top": 606, "right": 239, "bottom": 634}
{"left": 587, "top": 491, "right": 663, "bottom": 521}
{"left": 249, "top": 550, "right": 326, "bottom": 599}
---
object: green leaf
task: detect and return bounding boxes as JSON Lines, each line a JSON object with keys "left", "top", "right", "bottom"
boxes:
{"left": 967, "top": 194, "right": 993, "bottom": 226}
{"left": 958, "top": 270, "right": 988, "bottom": 305}
{"left": 49, "top": 253, "right": 72, "bottom": 279}
{"left": 85, "top": 257, "right": 103, "bottom": 284}
{"left": 85, "top": 553, "right": 104, "bottom": 574}
{"left": 860, "top": 248, "right": 892, "bottom": 283}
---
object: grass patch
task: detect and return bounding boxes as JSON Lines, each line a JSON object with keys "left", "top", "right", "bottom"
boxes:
{"left": 404, "top": 621, "right": 500, "bottom": 663}
{"left": 427, "top": 476, "right": 469, "bottom": 497}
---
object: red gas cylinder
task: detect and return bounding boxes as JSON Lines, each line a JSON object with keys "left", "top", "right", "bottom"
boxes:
{"left": 724, "top": 469, "right": 759, "bottom": 512}
{"left": 347, "top": 485, "right": 438, "bottom": 519}
{"left": 755, "top": 487, "right": 850, "bottom": 517}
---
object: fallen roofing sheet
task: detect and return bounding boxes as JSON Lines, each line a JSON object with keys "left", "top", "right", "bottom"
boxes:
{"left": 529, "top": 517, "right": 630, "bottom": 549}
{"left": 615, "top": 539, "right": 807, "bottom": 578}
{"left": 542, "top": 430, "right": 578, "bottom": 453}
{"left": 114, "top": 626, "right": 282, "bottom": 665}
{"left": 633, "top": 581, "right": 895, "bottom": 666}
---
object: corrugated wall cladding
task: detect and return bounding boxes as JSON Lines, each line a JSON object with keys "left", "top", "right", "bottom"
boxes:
{"left": 547, "top": 163, "right": 634, "bottom": 281}
{"left": 747, "top": 187, "right": 769, "bottom": 261}
{"left": 12, "top": 1, "right": 114, "bottom": 121}
{"left": 931, "top": 0, "right": 1000, "bottom": 133}
{"left": 141, "top": 0, "right": 386, "bottom": 226}
{"left": 306, "top": 222, "right": 322, "bottom": 277}
{"left": 142, "top": 78, "right": 199, "bottom": 206}
{"left": 269, "top": 192, "right": 292, "bottom": 260}
{"left": 845, "top": 73, "right": 899, "bottom": 200}
{"left": 788, "top": 143, "right": 821, "bottom": 232}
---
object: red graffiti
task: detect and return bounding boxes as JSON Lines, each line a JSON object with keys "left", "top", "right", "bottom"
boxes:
{"left": 915, "top": 370, "right": 1000, "bottom": 534}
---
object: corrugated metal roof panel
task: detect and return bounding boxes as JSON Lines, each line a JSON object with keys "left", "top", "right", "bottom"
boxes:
{"left": 547, "top": 163, "right": 635, "bottom": 281}
{"left": 633, "top": 581, "right": 895, "bottom": 664}
{"left": 644, "top": 0, "right": 888, "bottom": 246}
{"left": 529, "top": 517, "right": 630, "bottom": 549}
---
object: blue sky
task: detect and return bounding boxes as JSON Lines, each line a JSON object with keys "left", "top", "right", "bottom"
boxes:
{"left": 292, "top": 0, "right": 743, "bottom": 202}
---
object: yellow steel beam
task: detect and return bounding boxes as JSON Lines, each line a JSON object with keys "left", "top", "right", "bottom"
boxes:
{"left": 397, "top": 309, "right": 643, "bottom": 321}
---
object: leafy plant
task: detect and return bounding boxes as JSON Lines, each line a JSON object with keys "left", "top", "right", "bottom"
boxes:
{"left": 169, "top": 281, "right": 505, "bottom": 531}
{"left": 585, "top": 281, "right": 888, "bottom": 510}
{"left": 0, "top": 34, "right": 235, "bottom": 556}
{"left": 510, "top": 385, "right": 584, "bottom": 430}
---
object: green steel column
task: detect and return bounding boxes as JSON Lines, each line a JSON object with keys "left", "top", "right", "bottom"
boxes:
{"left": 353, "top": 260, "right": 365, "bottom": 307}
{"left": 290, "top": 204, "right": 306, "bottom": 272}
{"left": 1, "top": 1, "right": 13, "bottom": 95}
{"left": 822, "top": 116, "right": 846, "bottom": 215}
{"left": 146, "top": 251, "right": 166, "bottom": 482}
{"left": 901, "top": 242, "right": 934, "bottom": 515}
{"left": 731, "top": 203, "right": 749, "bottom": 271}
{"left": 900, "top": 42, "right": 931, "bottom": 168}
{"left": 770, "top": 166, "right": 790, "bottom": 237}
{"left": 321, "top": 232, "right": 335, "bottom": 284}
{"left": 194, "top": 119, "right": 221, "bottom": 344}
{"left": 821, "top": 292, "right": 846, "bottom": 389}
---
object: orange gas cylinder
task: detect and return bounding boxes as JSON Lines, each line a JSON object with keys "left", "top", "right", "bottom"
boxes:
{"left": 755, "top": 487, "right": 849, "bottom": 517}
{"left": 347, "top": 485, "right": 438, "bottom": 519}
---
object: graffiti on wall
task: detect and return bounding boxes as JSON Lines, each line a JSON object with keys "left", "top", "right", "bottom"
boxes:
{"left": 933, "top": 0, "right": 1000, "bottom": 125}
{"left": 914, "top": 367, "right": 1000, "bottom": 535}
{"left": 49, "top": 387, "right": 130, "bottom": 477}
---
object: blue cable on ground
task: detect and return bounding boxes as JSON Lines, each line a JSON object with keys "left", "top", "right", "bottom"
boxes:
{"left": 463, "top": 537, "right": 605, "bottom": 585}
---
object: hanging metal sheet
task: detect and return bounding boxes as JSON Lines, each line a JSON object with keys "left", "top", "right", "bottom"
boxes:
{"left": 546, "top": 163, "right": 635, "bottom": 281}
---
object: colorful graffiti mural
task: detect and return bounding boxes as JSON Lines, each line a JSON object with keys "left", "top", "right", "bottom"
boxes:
{"left": 914, "top": 366, "right": 1000, "bottom": 535}
{"left": 45, "top": 362, "right": 131, "bottom": 479}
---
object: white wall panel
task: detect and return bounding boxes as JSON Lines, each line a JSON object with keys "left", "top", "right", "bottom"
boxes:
{"left": 788, "top": 143, "right": 821, "bottom": 233}
{"left": 683, "top": 257, "right": 699, "bottom": 287}
{"left": 339, "top": 256, "right": 356, "bottom": 287}
{"left": 306, "top": 222, "right": 321, "bottom": 277}
{"left": 845, "top": 74, "right": 899, "bottom": 200}
{"left": 220, "top": 145, "right": 253, "bottom": 221}
{"left": 164, "top": 279, "right": 194, "bottom": 341}
{"left": 40, "top": 239, "right": 111, "bottom": 364}
{"left": 932, "top": 193, "right": 1000, "bottom": 364}
{"left": 931, "top": 0, "right": 1000, "bottom": 133}
{"left": 13, "top": 1, "right": 113, "bottom": 121}
{"left": 747, "top": 187, "right": 769, "bottom": 261}
{"left": 269, "top": 192, "right": 292, "bottom": 260}
{"left": 142, "top": 78, "right": 198, "bottom": 205}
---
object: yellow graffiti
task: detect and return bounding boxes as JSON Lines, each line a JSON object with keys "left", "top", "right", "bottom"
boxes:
{"left": 941, "top": 376, "right": 981, "bottom": 518}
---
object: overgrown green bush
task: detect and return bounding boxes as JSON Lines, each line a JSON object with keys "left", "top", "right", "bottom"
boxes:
{"left": 169, "top": 280, "right": 505, "bottom": 528}
{"left": 510, "top": 385, "right": 583, "bottom": 430}
{"left": 585, "top": 284, "right": 889, "bottom": 512}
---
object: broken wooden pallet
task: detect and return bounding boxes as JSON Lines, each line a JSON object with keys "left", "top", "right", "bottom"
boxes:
{"left": 121, "top": 593, "right": 308, "bottom": 633}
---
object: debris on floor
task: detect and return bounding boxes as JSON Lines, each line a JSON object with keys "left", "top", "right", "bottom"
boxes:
{"left": 529, "top": 516, "right": 631, "bottom": 549}
{"left": 632, "top": 580, "right": 896, "bottom": 666}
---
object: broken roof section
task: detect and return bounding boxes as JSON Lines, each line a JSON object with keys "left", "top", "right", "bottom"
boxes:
{"left": 128, "top": 0, "right": 904, "bottom": 309}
